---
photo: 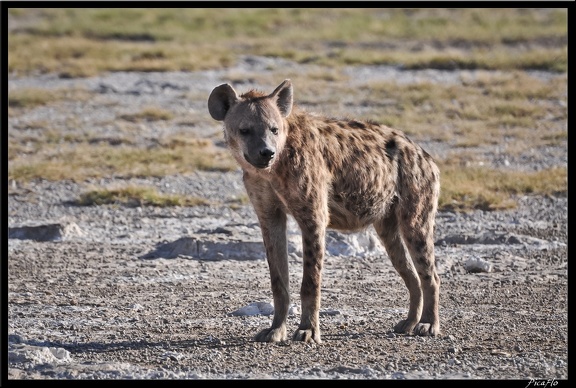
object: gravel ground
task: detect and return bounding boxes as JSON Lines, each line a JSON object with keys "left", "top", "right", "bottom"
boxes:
{"left": 7, "top": 58, "right": 567, "bottom": 380}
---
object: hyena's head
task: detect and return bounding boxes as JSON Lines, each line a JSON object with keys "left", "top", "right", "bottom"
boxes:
{"left": 208, "top": 79, "right": 293, "bottom": 170}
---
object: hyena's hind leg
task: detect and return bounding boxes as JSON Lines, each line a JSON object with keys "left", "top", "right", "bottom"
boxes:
{"left": 395, "top": 169, "right": 441, "bottom": 336}
{"left": 373, "top": 205, "right": 423, "bottom": 335}
{"left": 397, "top": 161, "right": 440, "bottom": 335}
{"left": 397, "top": 203, "right": 440, "bottom": 336}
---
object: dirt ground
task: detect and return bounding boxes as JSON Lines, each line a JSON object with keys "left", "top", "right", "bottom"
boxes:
{"left": 7, "top": 178, "right": 568, "bottom": 380}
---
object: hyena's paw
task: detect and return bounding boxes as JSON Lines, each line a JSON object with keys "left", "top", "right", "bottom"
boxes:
{"left": 393, "top": 319, "right": 418, "bottom": 335}
{"left": 413, "top": 321, "right": 440, "bottom": 336}
{"left": 394, "top": 319, "right": 440, "bottom": 336}
{"left": 292, "top": 328, "right": 321, "bottom": 344}
{"left": 253, "top": 326, "right": 287, "bottom": 343}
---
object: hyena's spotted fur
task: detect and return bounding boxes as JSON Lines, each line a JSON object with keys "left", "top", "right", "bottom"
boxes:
{"left": 208, "top": 79, "right": 441, "bottom": 343}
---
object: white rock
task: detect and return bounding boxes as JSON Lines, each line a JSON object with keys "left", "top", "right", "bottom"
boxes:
{"left": 229, "top": 301, "right": 299, "bottom": 316}
{"left": 464, "top": 257, "right": 493, "bottom": 273}
{"left": 9, "top": 344, "right": 72, "bottom": 365}
{"left": 229, "top": 301, "right": 274, "bottom": 316}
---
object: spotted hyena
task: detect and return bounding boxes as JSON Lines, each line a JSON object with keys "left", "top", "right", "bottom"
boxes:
{"left": 208, "top": 79, "right": 440, "bottom": 343}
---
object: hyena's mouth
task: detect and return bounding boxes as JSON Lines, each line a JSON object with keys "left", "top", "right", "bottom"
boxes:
{"left": 244, "top": 153, "right": 275, "bottom": 169}
{"left": 247, "top": 159, "right": 274, "bottom": 169}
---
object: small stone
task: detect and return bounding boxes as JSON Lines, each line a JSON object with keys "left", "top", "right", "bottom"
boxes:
{"left": 465, "top": 257, "right": 493, "bottom": 273}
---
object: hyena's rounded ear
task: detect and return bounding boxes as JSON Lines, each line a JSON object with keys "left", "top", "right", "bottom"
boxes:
{"left": 208, "top": 83, "right": 239, "bottom": 121}
{"left": 270, "top": 79, "right": 293, "bottom": 117}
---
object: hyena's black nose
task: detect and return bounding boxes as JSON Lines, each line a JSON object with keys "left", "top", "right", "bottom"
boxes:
{"left": 260, "top": 148, "right": 275, "bottom": 161}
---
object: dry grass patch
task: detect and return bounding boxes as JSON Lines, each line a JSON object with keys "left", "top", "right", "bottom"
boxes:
{"left": 8, "top": 34, "right": 235, "bottom": 77}
{"left": 8, "top": 88, "right": 54, "bottom": 108}
{"left": 76, "top": 185, "right": 210, "bottom": 207}
{"left": 8, "top": 86, "right": 95, "bottom": 110}
{"left": 323, "top": 46, "right": 566, "bottom": 73}
{"left": 119, "top": 107, "right": 174, "bottom": 122}
{"left": 361, "top": 71, "right": 566, "bottom": 150}
{"left": 8, "top": 139, "right": 237, "bottom": 182}
{"left": 438, "top": 163, "right": 567, "bottom": 211}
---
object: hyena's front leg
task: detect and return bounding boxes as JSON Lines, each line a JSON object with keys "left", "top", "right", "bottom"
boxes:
{"left": 292, "top": 199, "right": 328, "bottom": 344}
{"left": 254, "top": 208, "right": 290, "bottom": 342}
{"left": 245, "top": 177, "right": 290, "bottom": 342}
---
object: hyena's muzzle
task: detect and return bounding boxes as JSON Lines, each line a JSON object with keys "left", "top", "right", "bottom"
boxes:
{"left": 241, "top": 133, "right": 277, "bottom": 169}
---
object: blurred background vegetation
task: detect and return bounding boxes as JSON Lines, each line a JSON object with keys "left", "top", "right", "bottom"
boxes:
{"left": 8, "top": 8, "right": 567, "bottom": 77}
{"left": 7, "top": 7, "right": 568, "bottom": 211}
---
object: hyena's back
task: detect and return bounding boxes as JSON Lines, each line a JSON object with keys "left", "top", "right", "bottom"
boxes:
{"left": 279, "top": 112, "right": 440, "bottom": 232}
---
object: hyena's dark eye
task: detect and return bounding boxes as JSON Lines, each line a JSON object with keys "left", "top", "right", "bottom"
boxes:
{"left": 239, "top": 128, "right": 250, "bottom": 135}
{"left": 270, "top": 127, "right": 279, "bottom": 135}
